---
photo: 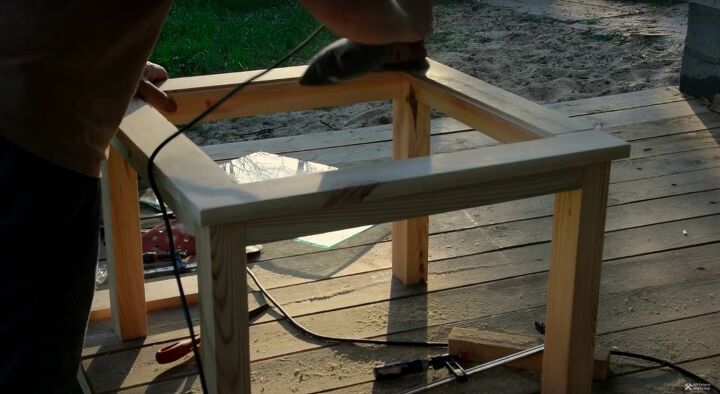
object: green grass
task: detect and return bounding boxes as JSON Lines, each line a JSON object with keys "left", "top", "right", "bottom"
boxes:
{"left": 150, "top": 0, "right": 336, "bottom": 77}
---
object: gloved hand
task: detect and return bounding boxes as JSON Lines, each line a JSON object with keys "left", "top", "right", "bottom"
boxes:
{"left": 300, "top": 39, "right": 428, "bottom": 86}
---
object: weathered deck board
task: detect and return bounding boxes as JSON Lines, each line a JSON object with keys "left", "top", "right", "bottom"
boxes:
{"left": 88, "top": 127, "right": 720, "bottom": 316}
{"left": 118, "top": 278, "right": 720, "bottom": 393}
{"left": 203, "top": 101, "right": 717, "bottom": 172}
{"left": 83, "top": 89, "right": 720, "bottom": 394}
{"left": 86, "top": 94, "right": 720, "bottom": 324}
{"left": 273, "top": 125, "right": 717, "bottom": 169}
{"left": 607, "top": 111, "right": 720, "bottom": 141}
{"left": 86, "top": 184, "right": 720, "bottom": 349}
{"left": 129, "top": 122, "right": 720, "bottom": 268}
{"left": 628, "top": 128, "right": 720, "bottom": 159}
{"left": 83, "top": 217, "right": 720, "bottom": 391}
{"left": 89, "top": 153, "right": 720, "bottom": 318}
{"left": 202, "top": 117, "right": 471, "bottom": 162}
{"left": 329, "top": 351, "right": 720, "bottom": 394}
{"left": 84, "top": 202, "right": 720, "bottom": 359}
{"left": 579, "top": 98, "right": 710, "bottom": 129}
{"left": 546, "top": 86, "right": 688, "bottom": 116}
{"left": 202, "top": 89, "right": 716, "bottom": 164}
{"left": 595, "top": 356, "right": 720, "bottom": 393}
{"left": 122, "top": 353, "right": 720, "bottom": 394}
{"left": 230, "top": 197, "right": 720, "bottom": 307}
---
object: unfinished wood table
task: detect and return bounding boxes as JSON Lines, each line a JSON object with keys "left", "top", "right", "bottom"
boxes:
{"left": 100, "top": 59, "right": 629, "bottom": 394}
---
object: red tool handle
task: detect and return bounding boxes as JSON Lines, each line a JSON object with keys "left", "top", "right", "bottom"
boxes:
{"left": 154, "top": 303, "right": 269, "bottom": 364}
{"left": 155, "top": 335, "right": 201, "bottom": 364}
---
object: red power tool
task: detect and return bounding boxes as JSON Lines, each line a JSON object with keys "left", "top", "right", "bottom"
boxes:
{"left": 141, "top": 219, "right": 262, "bottom": 264}
{"left": 142, "top": 219, "right": 195, "bottom": 256}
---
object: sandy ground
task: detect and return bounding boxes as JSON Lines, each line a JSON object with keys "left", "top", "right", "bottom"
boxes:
{"left": 185, "top": 0, "right": 688, "bottom": 147}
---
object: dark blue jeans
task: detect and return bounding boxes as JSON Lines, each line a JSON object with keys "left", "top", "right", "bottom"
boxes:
{"left": 0, "top": 135, "right": 99, "bottom": 393}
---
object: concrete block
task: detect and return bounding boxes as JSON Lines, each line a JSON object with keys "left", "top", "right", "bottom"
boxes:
{"left": 680, "top": 2, "right": 720, "bottom": 99}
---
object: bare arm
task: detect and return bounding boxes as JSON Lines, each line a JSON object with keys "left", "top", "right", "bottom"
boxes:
{"left": 299, "top": 0, "right": 432, "bottom": 44}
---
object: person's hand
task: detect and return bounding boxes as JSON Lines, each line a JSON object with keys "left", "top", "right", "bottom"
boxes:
{"left": 135, "top": 61, "right": 177, "bottom": 112}
{"left": 300, "top": 39, "right": 428, "bottom": 86}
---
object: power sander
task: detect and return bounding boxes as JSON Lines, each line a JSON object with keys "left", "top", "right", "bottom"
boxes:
{"left": 300, "top": 38, "right": 429, "bottom": 86}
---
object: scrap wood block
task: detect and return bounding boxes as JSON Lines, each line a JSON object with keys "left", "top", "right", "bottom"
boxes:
{"left": 448, "top": 327, "right": 610, "bottom": 380}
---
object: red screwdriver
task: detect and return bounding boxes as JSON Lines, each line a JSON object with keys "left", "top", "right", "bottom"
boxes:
{"left": 155, "top": 303, "right": 270, "bottom": 364}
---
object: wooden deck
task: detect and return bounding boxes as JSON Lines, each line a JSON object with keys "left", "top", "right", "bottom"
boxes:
{"left": 81, "top": 86, "right": 720, "bottom": 393}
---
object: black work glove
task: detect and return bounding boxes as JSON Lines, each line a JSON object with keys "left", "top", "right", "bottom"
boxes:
{"left": 300, "top": 38, "right": 428, "bottom": 86}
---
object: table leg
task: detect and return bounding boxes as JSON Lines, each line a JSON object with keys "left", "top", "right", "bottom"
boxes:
{"left": 100, "top": 146, "right": 147, "bottom": 339}
{"left": 542, "top": 162, "right": 611, "bottom": 393}
{"left": 196, "top": 223, "right": 250, "bottom": 394}
{"left": 392, "top": 82, "right": 431, "bottom": 284}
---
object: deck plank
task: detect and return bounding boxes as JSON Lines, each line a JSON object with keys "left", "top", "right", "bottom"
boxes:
{"left": 629, "top": 128, "right": 720, "bottom": 159}
{"left": 86, "top": 125, "right": 720, "bottom": 348}
{"left": 203, "top": 102, "right": 719, "bottom": 171}
{"left": 82, "top": 221, "right": 720, "bottom": 391}
{"left": 319, "top": 319, "right": 720, "bottom": 394}
{"left": 595, "top": 355, "right": 720, "bottom": 393}
{"left": 84, "top": 89, "right": 720, "bottom": 393}
{"left": 546, "top": 86, "right": 688, "bottom": 117}
{"left": 86, "top": 185, "right": 720, "bottom": 353}
{"left": 575, "top": 99, "right": 709, "bottom": 129}
{"left": 202, "top": 94, "right": 718, "bottom": 165}
{"left": 202, "top": 117, "right": 471, "bottom": 162}
{"left": 599, "top": 312, "right": 720, "bottom": 376}
{"left": 242, "top": 194, "right": 720, "bottom": 302}
{"left": 119, "top": 276, "right": 720, "bottom": 393}
{"left": 135, "top": 353, "right": 720, "bottom": 394}
{"left": 607, "top": 111, "right": 720, "bottom": 141}
{"left": 84, "top": 203, "right": 720, "bottom": 358}
{"left": 89, "top": 124, "right": 720, "bottom": 317}
{"left": 267, "top": 130, "right": 720, "bottom": 257}
{"left": 234, "top": 146, "right": 720, "bottom": 261}
{"left": 87, "top": 160, "right": 720, "bottom": 326}
{"left": 275, "top": 124, "right": 717, "bottom": 169}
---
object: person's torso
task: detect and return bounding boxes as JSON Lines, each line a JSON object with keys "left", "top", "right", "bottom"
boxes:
{"left": 0, "top": 0, "right": 173, "bottom": 177}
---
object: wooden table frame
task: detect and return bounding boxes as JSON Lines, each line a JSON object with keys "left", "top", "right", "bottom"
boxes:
{"left": 100, "top": 59, "right": 629, "bottom": 393}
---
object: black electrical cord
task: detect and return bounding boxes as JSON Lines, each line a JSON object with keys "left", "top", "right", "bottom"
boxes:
{"left": 397, "top": 346, "right": 720, "bottom": 393}
{"left": 610, "top": 350, "right": 720, "bottom": 393}
{"left": 145, "top": 25, "right": 325, "bottom": 394}
{"left": 529, "top": 322, "right": 719, "bottom": 394}
{"left": 246, "top": 267, "right": 447, "bottom": 348}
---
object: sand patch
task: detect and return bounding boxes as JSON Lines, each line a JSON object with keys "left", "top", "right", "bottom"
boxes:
{"left": 186, "top": 0, "right": 688, "bottom": 146}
